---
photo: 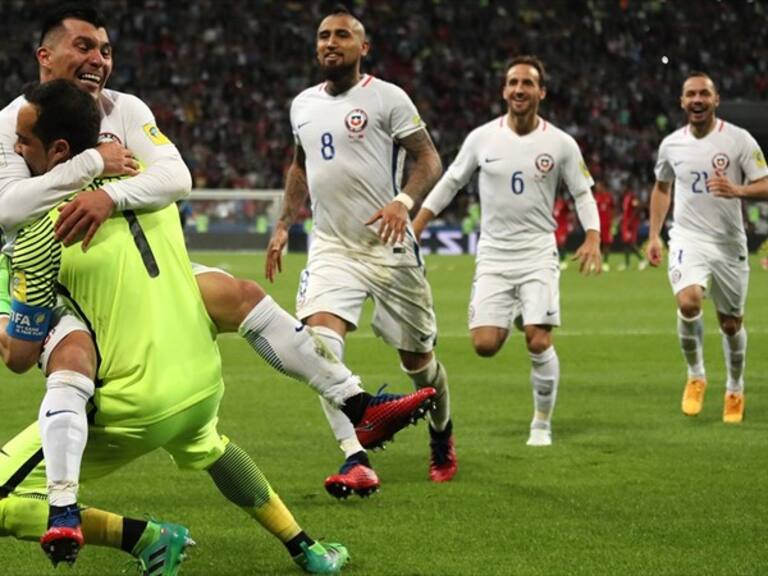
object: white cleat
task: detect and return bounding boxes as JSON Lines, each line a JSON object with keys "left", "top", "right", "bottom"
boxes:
{"left": 526, "top": 428, "right": 552, "bottom": 447}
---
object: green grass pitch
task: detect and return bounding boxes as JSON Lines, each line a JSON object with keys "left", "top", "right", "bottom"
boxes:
{"left": 1, "top": 252, "right": 766, "bottom": 575}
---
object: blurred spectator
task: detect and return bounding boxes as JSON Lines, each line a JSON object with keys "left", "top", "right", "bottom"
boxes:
{"left": 1, "top": 0, "right": 767, "bottom": 235}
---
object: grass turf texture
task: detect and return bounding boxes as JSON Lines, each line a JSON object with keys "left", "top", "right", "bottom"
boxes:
{"left": 1, "top": 252, "right": 766, "bottom": 576}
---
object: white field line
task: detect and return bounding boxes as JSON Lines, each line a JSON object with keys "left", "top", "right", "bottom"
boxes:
{"left": 218, "top": 327, "right": 768, "bottom": 339}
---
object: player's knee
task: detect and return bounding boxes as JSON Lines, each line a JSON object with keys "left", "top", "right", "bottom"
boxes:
{"left": 719, "top": 316, "right": 742, "bottom": 336}
{"left": 677, "top": 301, "right": 701, "bottom": 319}
{"left": 472, "top": 336, "right": 501, "bottom": 358}
{"left": 525, "top": 333, "right": 551, "bottom": 355}
{"left": 236, "top": 279, "right": 267, "bottom": 310}
{"left": 46, "top": 331, "right": 96, "bottom": 379}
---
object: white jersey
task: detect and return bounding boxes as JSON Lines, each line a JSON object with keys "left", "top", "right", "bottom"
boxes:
{"left": 423, "top": 115, "right": 594, "bottom": 273}
{"left": 0, "top": 88, "right": 191, "bottom": 234}
{"left": 655, "top": 119, "right": 768, "bottom": 247}
{"left": 291, "top": 74, "right": 426, "bottom": 267}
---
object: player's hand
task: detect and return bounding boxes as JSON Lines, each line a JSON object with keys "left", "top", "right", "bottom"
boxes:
{"left": 572, "top": 231, "right": 602, "bottom": 275}
{"left": 646, "top": 236, "right": 664, "bottom": 267}
{"left": 365, "top": 200, "right": 408, "bottom": 245}
{"left": 708, "top": 174, "right": 742, "bottom": 198}
{"left": 265, "top": 225, "right": 289, "bottom": 283}
{"left": 55, "top": 189, "right": 116, "bottom": 251}
{"left": 96, "top": 142, "right": 140, "bottom": 176}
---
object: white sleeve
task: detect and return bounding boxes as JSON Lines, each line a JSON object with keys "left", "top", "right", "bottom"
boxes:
{"left": 738, "top": 129, "right": 768, "bottom": 183}
{"left": 422, "top": 130, "right": 479, "bottom": 216}
{"left": 561, "top": 135, "right": 599, "bottom": 232}
{"left": 100, "top": 95, "right": 191, "bottom": 211}
{"left": 382, "top": 82, "right": 426, "bottom": 141}
{"left": 654, "top": 139, "right": 675, "bottom": 183}
{"left": 0, "top": 137, "right": 103, "bottom": 232}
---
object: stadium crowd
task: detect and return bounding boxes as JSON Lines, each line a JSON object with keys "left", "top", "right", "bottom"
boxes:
{"left": 2, "top": 0, "right": 767, "bottom": 226}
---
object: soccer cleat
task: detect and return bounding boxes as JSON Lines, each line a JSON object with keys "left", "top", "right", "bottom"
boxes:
{"left": 293, "top": 541, "right": 349, "bottom": 574}
{"left": 135, "top": 521, "right": 195, "bottom": 576}
{"left": 355, "top": 386, "right": 436, "bottom": 450}
{"left": 682, "top": 377, "right": 707, "bottom": 416}
{"left": 324, "top": 459, "right": 380, "bottom": 499}
{"left": 428, "top": 421, "right": 457, "bottom": 482}
{"left": 40, "top": 505, "right": 84, "bottom": 567}
{"left": 723, "top": 392, "right": 745, "bottom": 424}
{"left": 526, "top": 427, "right": 552, "bottom": 447}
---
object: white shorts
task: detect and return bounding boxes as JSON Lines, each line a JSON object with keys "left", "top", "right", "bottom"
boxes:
{"left": 469, "top": 267, "right": 561, "bottom": 331}
{"left": 667, "top": 238, "right": 749, "bottom": 316}
{"left": 191, "top": 262, "right": 232, "bottom": 278}
{"left": 296, "top": 255, "right": 437, "bottom": 353}
{"left": 39, "top": 305, "right": 90, "bottom": 375}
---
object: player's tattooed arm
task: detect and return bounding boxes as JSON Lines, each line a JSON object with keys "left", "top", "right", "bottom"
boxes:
{"left": 366, "top": 129, "right": 443, "bottom": 245}
{"left": 266, "top": 145, "right": 308, "bottom": 281}
{"left": 646, "top": 180, "right": 673, "bottom": 267}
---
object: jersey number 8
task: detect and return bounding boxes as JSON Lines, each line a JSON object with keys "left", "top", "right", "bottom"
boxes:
{"left": 321, "top": 132, "right": 335, "bottom": 160}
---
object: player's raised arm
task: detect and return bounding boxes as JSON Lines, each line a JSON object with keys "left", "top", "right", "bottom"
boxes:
{"left": 413, "top": 131, "right": 480, "bottom": 240}
{"left": 266, "top": 145, "right": 309, "bottom": 282}
{"left": 366, "top": 129, "right": 442, "bottom": 245}
{"left": 710, "top": 175, "right": 768, "bottom": 199}
{"left": 646, "top": 180, "right": 672, "bottom": 266}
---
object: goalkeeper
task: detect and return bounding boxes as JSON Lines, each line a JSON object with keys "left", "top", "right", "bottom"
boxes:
{"left": 0, "top": 78, "right": 350, "bottom": 573}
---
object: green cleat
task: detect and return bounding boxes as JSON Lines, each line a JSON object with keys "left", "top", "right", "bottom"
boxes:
{"left": 134, "top": 521, "right": 195, "bottom": 576}
{"left": 292, "top": 541, "right": 349, "bottom": 574}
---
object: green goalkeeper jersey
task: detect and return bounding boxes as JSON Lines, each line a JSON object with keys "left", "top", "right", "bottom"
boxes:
{"left": 11, "top": 194, "right": 222, "bottom": 428}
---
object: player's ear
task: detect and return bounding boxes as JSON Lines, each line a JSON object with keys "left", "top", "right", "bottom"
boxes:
{"left": 360, "top": 38, "right": 370, "bottom": 58}
{"left": 47, "top": 139, "right": 71, "bottom": 170}
{"left": 36, "top": 46, "right": 51, "bottom": 69}
{"left": 540, "top": 86, "right": 547, "bottom": 101}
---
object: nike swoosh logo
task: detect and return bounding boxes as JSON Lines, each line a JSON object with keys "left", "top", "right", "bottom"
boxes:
{"left": 356, "top": 422, "right": 375, "bottom": 432}
{"left": 545, "top": 310, "right": 558, "bottom": 316}
{"left": 297, "top": 121, "right": 312, "bottom": 129}
{"left": 295, "top": 325, "right": 305, "bottom": 332}
{"left": 484, "top": 158, "right": 502, "bottom": 163}
{"left": 419, "top": 333, "right": 434, "bottom": 342}
{"left": 45, "top": 409, "right": 78, "bottom": 417}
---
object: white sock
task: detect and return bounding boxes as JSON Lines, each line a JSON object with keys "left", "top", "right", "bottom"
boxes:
{"left": 38, "top": 370, "right": 94, "bottom": 507}
{"left": 403, "top": 357, "right": 450, "bottom": 432}
{"left": 529, "top": 347, "right": 559, "bottom": 427}
{"left": 238, "top": 296, "right": 363, "bottom": 407}
{"left": 677, "top": 310, "right": 706, "bottom": 379}
{"left": 313, "top": 326, "right": 364, "bottom": 456}
{"left": 721, "top": 327, "right": 747, "bottom": 394}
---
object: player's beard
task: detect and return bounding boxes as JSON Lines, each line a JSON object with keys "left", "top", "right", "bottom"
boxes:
{"left": 320, "top": 60, "right": 356, "bottom": 83}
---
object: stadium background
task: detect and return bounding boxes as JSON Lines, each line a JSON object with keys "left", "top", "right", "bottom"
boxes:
{"left": 1, "top": 2, "right": 767, "bottom": 575}
{"left": 2, "top": 0, "right": 768, "bottom": 253}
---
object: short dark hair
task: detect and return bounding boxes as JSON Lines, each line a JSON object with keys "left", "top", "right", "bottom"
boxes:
{"left": 684, "top": 71, "right": 717, "bottom": 92}
{"left": 23, "top": 79, "right": 100, "bottom": 156}
{"left": 507, "top": 55, "right": 547, "bottom": 88}
{"left": 39, "top": 3, "right": 106, "bottom": 46}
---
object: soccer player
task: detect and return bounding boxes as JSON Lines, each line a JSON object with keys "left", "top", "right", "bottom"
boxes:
{"left": 594, "top": 182, "right": 615, "bottom": 271}
{"left": 0, "top": 4, "right": 434, "bottom": 516}
{"left": 646, "top": 72, "right": 768, "bottom": 423}
{"left": 0, "top": 78, "right": 349, "bottom": 573}
{"left": 266, "top": 7, "right": 455, "bottom": 495}
{"left": 618, "top": 188, "right": 647, "bottom": 271}
{"left": 412, "top": 55, "right": 602, "bottom": 447}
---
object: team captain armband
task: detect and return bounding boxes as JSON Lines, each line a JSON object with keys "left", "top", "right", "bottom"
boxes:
{"left": 393, "top": 193, "right": 415, "bottom": 211}
{"left": 7, "top": 300, "right": 52, "bottom": 341}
